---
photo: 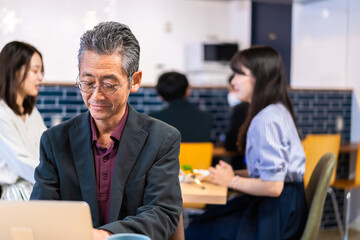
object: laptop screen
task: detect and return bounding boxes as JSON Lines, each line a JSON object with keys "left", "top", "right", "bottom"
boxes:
{"left": 0, "top": 201, "right": 93, "bottom": 240}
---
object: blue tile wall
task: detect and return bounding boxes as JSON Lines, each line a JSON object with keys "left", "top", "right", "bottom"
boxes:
{"left": 37, "top": 86, "right": 352, "bottom": 143}
{"left": 290, "top": 91, "right": 352, "bottom": 142}
{"left": 36, "top": 85, "right": 352, "bottom": 228}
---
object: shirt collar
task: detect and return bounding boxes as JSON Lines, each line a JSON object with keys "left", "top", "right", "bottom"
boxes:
{"left": 90, "top": 104, "right": 129, "bottom": 144}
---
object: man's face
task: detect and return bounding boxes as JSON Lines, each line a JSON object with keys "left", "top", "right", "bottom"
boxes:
{"left": 79, "top": 50, "right": 140, "bottom": 125}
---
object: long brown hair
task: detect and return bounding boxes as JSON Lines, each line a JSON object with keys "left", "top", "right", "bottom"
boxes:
{"left": 0, "top": 41, "right": 44, "bottom": 115}
{"left": 233, "top": 46, "right": 299, "bottom": 154}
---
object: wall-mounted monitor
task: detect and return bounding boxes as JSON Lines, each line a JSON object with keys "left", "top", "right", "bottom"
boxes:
{"left": 186, "top": 42, "right": 239, "bottom": 73}
{"left": 186, "top": 42, "right": 239, "bottom": 86}
{"left": 204, "top": 43, "right": 239, "bottom": 62}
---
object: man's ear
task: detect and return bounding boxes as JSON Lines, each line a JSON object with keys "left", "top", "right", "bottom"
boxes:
{"left": 130, "top": 71, "right": 142, "bottom": 93}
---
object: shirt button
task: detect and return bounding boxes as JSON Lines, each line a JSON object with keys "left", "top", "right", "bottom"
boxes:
{"left": 103, "top": 157, "right": 108, "bottom": 162}
{"left": 103, "top": 174, "right": 108, "bottom": 180}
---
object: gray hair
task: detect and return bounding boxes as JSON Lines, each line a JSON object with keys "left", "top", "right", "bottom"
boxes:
{"left": 77, "top": 22, "right": 140, "bottom": 86}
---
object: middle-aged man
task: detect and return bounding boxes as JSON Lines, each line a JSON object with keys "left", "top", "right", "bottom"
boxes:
{"left": 30, "top": 22, "right": 182, "bottom": 240}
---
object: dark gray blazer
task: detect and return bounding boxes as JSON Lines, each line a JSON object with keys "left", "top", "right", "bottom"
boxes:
{"left": 31, "top": 105, "right": 182, "bottom": 239}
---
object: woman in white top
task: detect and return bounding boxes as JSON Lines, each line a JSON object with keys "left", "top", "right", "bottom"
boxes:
{"left": 0, "top": 41, "right": 47, "bottom": 201}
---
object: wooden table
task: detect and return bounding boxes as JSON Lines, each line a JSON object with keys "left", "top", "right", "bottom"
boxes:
{"left": 212, "top": 147, "right": 239, "bottom": 157}
{"left": 181, "top": 182, "right": 228, "bottom": 204}
{"left": 339, "top": 142, "right": 358, "bottom": 154}
{"left": 213, "top": 142, "right": 358, "bottom": 157}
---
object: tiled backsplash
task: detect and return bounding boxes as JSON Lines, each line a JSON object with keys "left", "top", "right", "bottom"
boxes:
{"left": 36, "top": 85, "right": 352, "bottom": 227}
{"left": 37, "top": 86, "right": 352, "bottom": 142}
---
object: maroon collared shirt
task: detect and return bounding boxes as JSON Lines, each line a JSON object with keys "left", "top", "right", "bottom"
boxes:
{"left": 90, "top": 105, "right": 128, "bottom": 225}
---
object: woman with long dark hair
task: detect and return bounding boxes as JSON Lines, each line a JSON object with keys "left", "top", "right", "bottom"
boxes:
{"left": 185, "top": 46, "right": 307, "bottom": 240}
{"left": 0, "top": 41, "right": 47, "bottom": 201}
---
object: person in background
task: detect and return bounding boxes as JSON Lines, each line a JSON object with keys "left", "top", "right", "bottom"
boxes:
{"left": 224, "top": 74, "right": 250, "bottom": 169}
{"left": 226, "top": 74, "right": 241, "bottom": 108}
{"left": 224, "top": 74, "right": 249, "bottom": 152}
{"left": 185, "top": 46, "right": 307, "bottom": 240}
{"left": 30, "top": 22, "right": 182, "bottom": 240}
{"left": 0, "top": 41, "right": 47, "bottom": 201}
{"left": 149, "top": 71, "right": 212, "bottom": 142}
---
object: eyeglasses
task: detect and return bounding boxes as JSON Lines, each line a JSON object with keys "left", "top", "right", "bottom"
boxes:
{"left": 75, "top": 77, "right": 128, "bottom": 95}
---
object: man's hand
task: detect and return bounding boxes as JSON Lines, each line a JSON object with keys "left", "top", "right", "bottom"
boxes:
{"left": 93, "top": 228, "right": 111, "bottom": 240}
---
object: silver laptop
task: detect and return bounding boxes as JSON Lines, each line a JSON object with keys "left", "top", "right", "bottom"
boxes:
{"left": 0, "top": 200, "right": 93, "bottom": 240}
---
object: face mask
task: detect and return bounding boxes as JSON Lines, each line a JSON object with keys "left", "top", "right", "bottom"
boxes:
{"left": 227, "top": 92, "right": 241, "bottom": 107}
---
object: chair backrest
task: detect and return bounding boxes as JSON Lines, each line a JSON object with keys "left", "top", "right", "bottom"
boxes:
{"left": 303, "top": 134, "right": 341, "bottom": 188}
{"left": 354, "top": 141, "right": 360, "bottom": 186}
{"left": 301, "top": 153, "right": 336, "bottom": 240}
{"left": 179, "top": 142, "right": 214, "bottom": 170}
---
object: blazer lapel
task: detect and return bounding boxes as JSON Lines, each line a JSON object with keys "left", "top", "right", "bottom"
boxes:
{"left": 109, "top": 105, "right": 148, "bottom": 221}
{"left": 69, "top": 112, "right": 100, "bottom": 227}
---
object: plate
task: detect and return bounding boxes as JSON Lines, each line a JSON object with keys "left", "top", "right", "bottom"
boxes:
{"left": 179, "top": 169, "right": 210, "bottom": 183}
{"left": 193, "top": 169, "right": 210, "bottom": 181}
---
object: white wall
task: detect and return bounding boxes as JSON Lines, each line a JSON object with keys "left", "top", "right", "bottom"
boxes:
{"left": 0, "top": 0, "right": 251, "bottom": 86}
{"left": 291, "top": 0, "right": 348, "bottom": 88}
{"left": 291, "top": 0, "right": 360, "bottom": 142}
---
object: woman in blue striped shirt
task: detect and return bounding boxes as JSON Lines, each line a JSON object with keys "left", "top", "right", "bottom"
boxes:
{"left": 185, "top": 46, "right": 307, "bottom": 240}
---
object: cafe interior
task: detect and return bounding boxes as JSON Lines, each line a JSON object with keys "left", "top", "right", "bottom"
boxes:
{"left": 0, "top": 0, "right": 359, "bottom": 239}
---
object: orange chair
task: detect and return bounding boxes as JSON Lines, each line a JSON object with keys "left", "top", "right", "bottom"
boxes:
{"left": 179, "top": 142, "right": 214, "bottom": 170}
{"left": 332, "top": 141, "right": 360, "bottom": 240}
{"left": 302, "top": 134, "right": 343, "bottom": 237}
{"left": 303, "top": 134, "right": 341, "bottom": 188}
{"left": 179, "top": 142, "right": 214, "bottom": 210}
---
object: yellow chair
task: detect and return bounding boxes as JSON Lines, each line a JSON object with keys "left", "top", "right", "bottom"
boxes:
{"left": 302, "top": 134, "right": 343, "bottom": 237}
{"left": 179, "top": 142, "right": 214, "bottom": 209}
{"left": 332, "top": 141, "right": 360, "bottom": 240}
{"left": 303, "top": 134, "right": 341, "bottom": 188}
{"left": 179, "top": 142, "right": 214, "bottom": 170}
